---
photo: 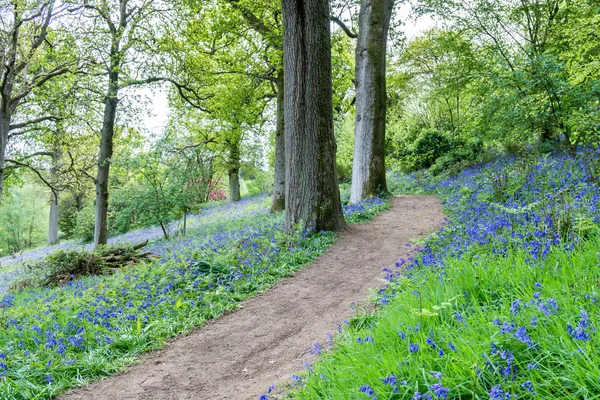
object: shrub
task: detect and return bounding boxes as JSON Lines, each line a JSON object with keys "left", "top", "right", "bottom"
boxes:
{"left": 393, "top": 129, "right": 453, "bottom": 172}
{"left": 73, "top": 204, "right": 96, "bottom": 243}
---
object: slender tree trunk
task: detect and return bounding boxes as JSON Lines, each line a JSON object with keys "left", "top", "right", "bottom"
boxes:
{"left": 75, "top": 192, "right": 84, "bottom": 212}
{"left": 0, "top": 112, "right": 8, "bottom": 205}
{"left": 228, "top": 139, "right": 241, "bottom": 202}
{"left": 48, "top": 133, "right": 61, "bottom": 245}
{"left": 48, "top": 194, "right": 59, "bottom": 245}
{"left": 282, "top": 0, "right": 345, "bottom": 233}
{"left": 349, "top": 0, "right": 393, "bottom": 204}
{"left": 93, "top": 68, "right": 120, "bottom": 249}
{"left": 271, "top": 70, "right": 286, "bottom": 212}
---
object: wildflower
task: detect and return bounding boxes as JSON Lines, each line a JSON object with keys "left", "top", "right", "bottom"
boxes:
{"left": 500, "top": 321, "right": 515, "bottom": 334}
{"left": 381, "top": 375, "right": 397, "bottom": 386}
{"left": 527, "top": 362, "right": 538, "bottom": 370}
{"left": 530, "top": 315, "right": 537, "bottom": 327}
{"left": 359, "top": 385, "right": 374, "bottom": 395}
{"left": 431, "top": 383, "right": 450, "bottom": 399}
{"left": 448, "top": 341, "right": 456, "bottom": 351}
{"left": 310, "top": 343, "right": 321, "bottom": 355}
{"left": 426, "top": 337, "right": 436, "bottom": 349}
{"left": 522, "top": 381, "right": 536, "bottom": 394}
{"left": 510, "top": 300, "right": 522, "bottom": 315}
{"left": 515, "top": 326, "right": 531, "bottom": 344}
{"left": 398, "top": 331, "right": 407, "bottom": 340}
{"left": 409, "top": 344, "right": 419, "bottom": 353}
{"left": 430, "top": 371, "right": 442, "bottom": 380}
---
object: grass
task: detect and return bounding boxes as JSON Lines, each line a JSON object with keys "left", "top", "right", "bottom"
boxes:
{"left": 287, "top": 148, "right": 600, "bottom": 400}
{"left": 0, "top": 194, "right": 390, "bottom": 399}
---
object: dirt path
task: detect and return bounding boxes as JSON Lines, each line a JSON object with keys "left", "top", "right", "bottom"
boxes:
{"left": 60, "top": 196, "right": 444, "bottom": 400}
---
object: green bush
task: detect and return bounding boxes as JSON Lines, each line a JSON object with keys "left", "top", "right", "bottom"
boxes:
{"left": 244, "top": 170, "right": 273, "bottom": 196}
{"left": 428, "top": 137, "right": 485, "bottom": 176}
{"left": 392, "top": 129, "right": 453, "bottom": 172}
{"left": 73, "top": 204, "right": 96, "bottom": 243}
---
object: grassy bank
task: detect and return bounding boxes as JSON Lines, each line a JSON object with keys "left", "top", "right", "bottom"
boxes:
{"left": 0, "top": 195, "right": 389, "bottom": 399}
{"left": 290, "top": 149, "right": 600, "bottom": 400}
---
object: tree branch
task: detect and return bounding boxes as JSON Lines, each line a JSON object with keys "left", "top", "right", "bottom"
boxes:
{"left": 120, "top": 77, "right": 212, "bottom": 112}
{"left": 5, "top": 158, "right": 59, "bottom": 195}
{"left": 169, "top": 138, "right": 217, "bottom": 154}
{"left": 9, "top": 116, "right": 58, "bottom": 131}
{"left": 331, "top": 16, "right": 358, "bottom": 38}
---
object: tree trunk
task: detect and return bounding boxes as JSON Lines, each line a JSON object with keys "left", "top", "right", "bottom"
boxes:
{"left": 349, "top": 0, "right": 393, "bottom": 204}
{"left": 271, "top": 70, "right": 286, "bottom": 212}
{"left": 48, "top": 134, "right": 61, "bottom": 245}
{"left": 75, "top": 192, "right": 84, "bottom": 212}
{"left": 282, "top": 0, "right": 345, "bottom": 233}
{"left": 0, "top": 111, "right": 9, "bottom": 205}
{"left": 93, "top": 69, "right": 119, "bottom": 249}
{"left": 48, "top": 194, "right": 59, "bottom": 245}
{"left": 228, "top": 139, "right": 241, "bottom": 202}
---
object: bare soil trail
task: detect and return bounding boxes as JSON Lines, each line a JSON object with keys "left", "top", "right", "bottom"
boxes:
{"left": 60, "top": 195, "right": 444, "bottom": 400}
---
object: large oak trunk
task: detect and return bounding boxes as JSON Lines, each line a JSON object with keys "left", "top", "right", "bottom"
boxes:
{"left": 349, "top": 0, "right": 393, "bottom": 204}
{"left": 270, "top": 70, "right": 285, "bottom": 212}
{"left": 282, "top": 0, "right": 345, "bottom": 233}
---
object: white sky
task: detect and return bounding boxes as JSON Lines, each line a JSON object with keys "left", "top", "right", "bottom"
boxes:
{"left": 141, "top": 3, "right": 435, "bottom": 135}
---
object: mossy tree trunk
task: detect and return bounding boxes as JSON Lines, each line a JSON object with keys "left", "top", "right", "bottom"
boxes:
{"left": 350, "top": 0, "right": 393, "bottom": 204}
{"left": 228, "top": 138, "right": 241, "bottom": 202}
{"left": 271, "top": 70, "right": 286, "bottom": 212}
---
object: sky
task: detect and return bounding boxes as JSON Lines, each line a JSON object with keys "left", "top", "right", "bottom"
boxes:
{"left": 141, "top": 3, "right": 436, "bottom": 135}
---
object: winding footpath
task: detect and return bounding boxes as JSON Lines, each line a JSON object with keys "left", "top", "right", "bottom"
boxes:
{"left": 60, "top": 195, "right": 444, "bottom": 400}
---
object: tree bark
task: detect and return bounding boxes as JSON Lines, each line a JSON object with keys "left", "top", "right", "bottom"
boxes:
{"left": 228, "top": 139, "right": 241, "bottom": 202}
{"left": 48, "top": 194, "right": 59, "bottom": 245}
{"left": 48, "top": 130, "right": 61, "bottom": 245}
{"left": 270, "top": 70, "right": 286, "bottom": 212}
{"left": 349, "top": 0, "right": 393, "bottom": 204}
{"left": 0, "top": 111, "right": 9, "bottom": 204}
{"left": 282, "top": 0, "right": 345, "bottom": 233}
{"left": 93, "top": 67, "right": 119, "bottom": 249}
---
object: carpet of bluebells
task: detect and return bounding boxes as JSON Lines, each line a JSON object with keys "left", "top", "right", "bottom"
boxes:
{"left": 291, "top": 149, "right": 600, "bottom": 400}
{"left": 0, "top": 194, "right": 389, "bottom": 399}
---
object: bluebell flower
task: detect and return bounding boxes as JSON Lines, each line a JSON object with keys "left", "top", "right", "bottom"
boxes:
{"left": 430, "top": 383, "right": 449, "bottom": 399}
{"left": 359, "top": 385, "right": 374, "bottom": 395}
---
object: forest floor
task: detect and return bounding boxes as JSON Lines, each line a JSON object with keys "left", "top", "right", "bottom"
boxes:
{"left": 59, "top": 195, "right": 444, "bottom": 400}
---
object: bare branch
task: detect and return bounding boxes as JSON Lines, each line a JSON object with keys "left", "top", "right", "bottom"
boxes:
{"left": 8, "top": 115, "right": 58, "bottom": 131}
{"left": 169, "top": 138, "right": 217, "bottom": 154}
{"left": 330, "top": 16, "right": 358, "bottom": 38}
{"left": 120, "top": 77, "right": 213, "bottom": 112}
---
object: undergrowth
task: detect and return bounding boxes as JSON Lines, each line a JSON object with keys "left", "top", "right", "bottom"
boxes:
{"left": 287, "top": 148, "right": 600, "bottom": 400}
{"left": 0, "top": 196, "right": 389, "bottom": 399}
